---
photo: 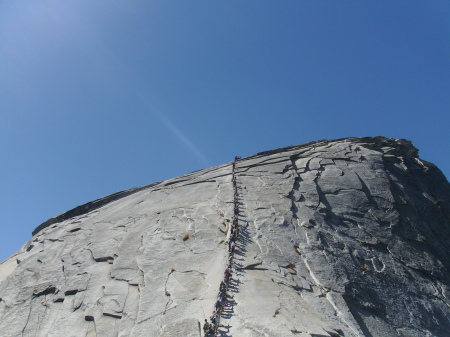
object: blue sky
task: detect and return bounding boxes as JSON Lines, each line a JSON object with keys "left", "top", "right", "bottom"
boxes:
{"left": 1, "top": 1, "right": 449, "bottom": 262}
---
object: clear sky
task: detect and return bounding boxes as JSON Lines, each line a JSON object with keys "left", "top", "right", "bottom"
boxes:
{"left": 1, "top": 1, "right": 449, "bottom": 262}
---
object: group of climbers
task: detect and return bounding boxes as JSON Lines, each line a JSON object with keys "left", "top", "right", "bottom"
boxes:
{"left": 203, "top": 156, "right": 241, "bottom": 336}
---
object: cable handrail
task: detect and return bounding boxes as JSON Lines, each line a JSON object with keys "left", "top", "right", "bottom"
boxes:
{"left": 203, "top": 156, "right": 242, "bottom": 336}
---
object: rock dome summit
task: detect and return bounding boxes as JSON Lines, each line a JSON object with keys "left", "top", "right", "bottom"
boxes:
{"left": 1, "top": 136, "right": 449, "bottom": 337}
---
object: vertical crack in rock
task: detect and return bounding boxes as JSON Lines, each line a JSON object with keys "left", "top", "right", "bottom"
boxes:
{"left": 163, "top": 269, "right": 175, "bottom": 315}
{"left": 21, "top": 300, "right": 32, "bottom": 337}
{"left": 289, "top": 155, "right": 302, "bottom": 222}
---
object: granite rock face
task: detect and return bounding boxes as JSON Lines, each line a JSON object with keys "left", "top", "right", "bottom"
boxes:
{"left": 1, "top": 136, "right": 449, "bottom": 337}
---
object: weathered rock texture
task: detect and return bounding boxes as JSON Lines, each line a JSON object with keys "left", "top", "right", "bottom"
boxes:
{"left": 1, "top": 136, "right": 449, "bottom": 337}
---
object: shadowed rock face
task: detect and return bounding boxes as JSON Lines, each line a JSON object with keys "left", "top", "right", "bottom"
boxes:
{"left": 1, "top": 136, "right": 449, "bottom": 337}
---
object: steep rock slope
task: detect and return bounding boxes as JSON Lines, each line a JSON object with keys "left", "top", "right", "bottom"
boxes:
{"left": 0, "top": 137, "right": 449, "bottom": 337}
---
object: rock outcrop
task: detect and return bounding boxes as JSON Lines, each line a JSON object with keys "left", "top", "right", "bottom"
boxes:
{"left": 1, "top": 136, "right": 449, "bottom": 337}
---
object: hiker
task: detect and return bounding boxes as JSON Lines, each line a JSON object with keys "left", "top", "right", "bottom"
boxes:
{"left": 209, "top": 323, "right": 215, "bottom": 335}
{"left": 231, "top": 241, "right": 236, "bottom": 252}
{"left": 210, "top": 324, "right": 217, "bottom": 335}
{"left": 220, "top": 280, "right": 228, "bottom": 292}
{"left": 228, "top": 260, "right": 233, "bottom": 269}
{"left": 203, "top": 319, "right": 211, "bottom": 335}
{"left": 210, "top": 311, "right": 217, "bottom": 322}
{"left": 215, "top": 300, "right": 222, "bottom": 311}
{"left": 212, "top": 313, "right": 220, "bottom": 326}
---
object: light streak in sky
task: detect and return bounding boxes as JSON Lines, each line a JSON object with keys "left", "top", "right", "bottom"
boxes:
{"left": 148, "top": 105, "right": 211, "bottom": 168}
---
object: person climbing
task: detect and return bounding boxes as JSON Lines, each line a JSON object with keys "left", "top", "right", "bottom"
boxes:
{"left": 227, "top": 260, "right": 233, "bottom": 270}
{"left": 231, "top": 241, "right": 236, "bottom": 253}
{"left": 220, "top": 280, "right": 228, "bottom": 292}
{"left": 203, "top": 319, "right": 211, "bottom": 336}
{"left": 208, "top": 321, "right": 215, "bottom": 335}
{"left": 210, "top": 311, "right": 217, "bottom": 323}
{"left": 212, "top": 313, "right": 220, "bottom": 327}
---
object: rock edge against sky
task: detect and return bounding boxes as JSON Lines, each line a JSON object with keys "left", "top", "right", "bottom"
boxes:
{"left": 1, "top": 136, "right": 449, "bottom": 337}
